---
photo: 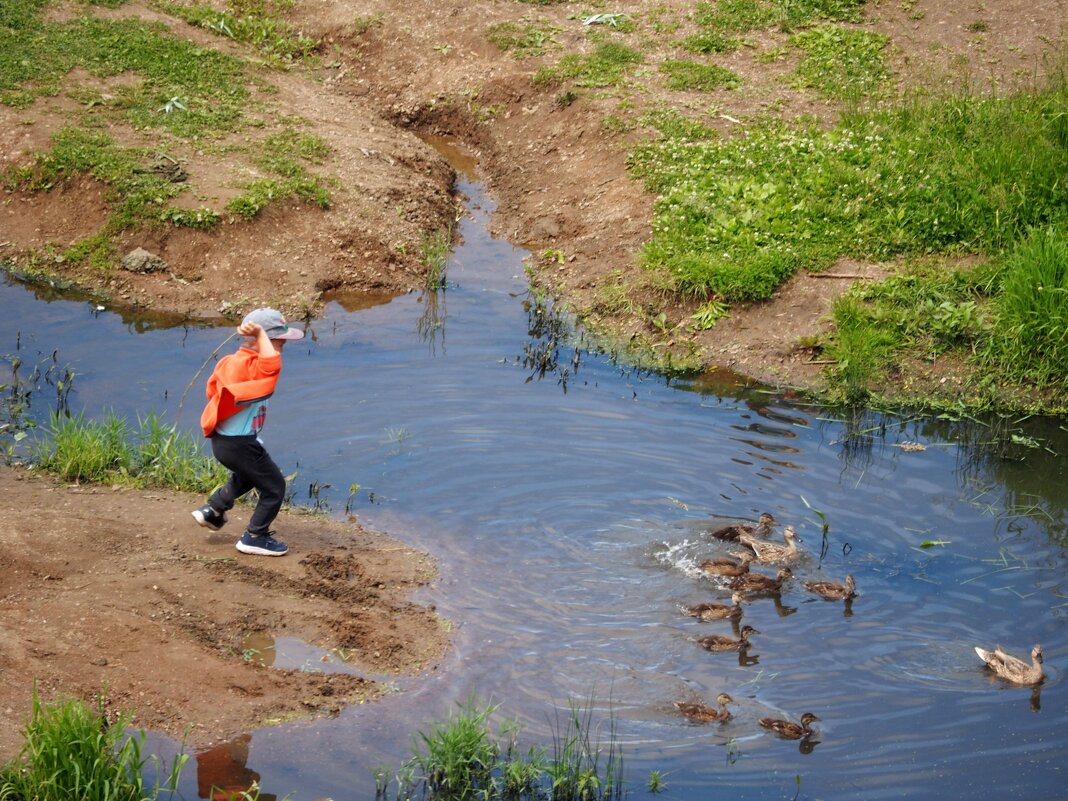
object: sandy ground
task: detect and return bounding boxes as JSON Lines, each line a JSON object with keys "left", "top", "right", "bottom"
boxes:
{"left": 1, "top": 0, "right": 1065, "bottom": 762}
{"left": 0, "top": 466, "right": 447, "bottom": 761}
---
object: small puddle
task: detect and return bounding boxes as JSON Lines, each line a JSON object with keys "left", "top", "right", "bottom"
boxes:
{"left": 239, "top": 631, "right": 379, "bottom": 678}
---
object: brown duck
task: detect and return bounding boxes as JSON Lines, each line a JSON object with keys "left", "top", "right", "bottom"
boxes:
{"left": 759, "top": 712, "right": 820, "bottom": 740}
{"left": 739, "top": 525, "right": 802, "bottom": 563}
{"left": 974, "top": 643, "right": 1045, "bottom": 685}
{"left": 707, "top": 512, "right": 776, "bottom": 541}
{"left": 803, "top": 574, "right": 856, "bottom": 601}
{"left": 697, "top": 624, "right": 759, "bottom": 652}
{"left": 730, "top": 566, "right": 793, "bottom": 594}
{"left": 685, "top": 591, "right": 746, "bottom": 621}
{"left": 674, "top": 693, "right": 735, "bottom": 723}
{"left": 700, "top": 551, "right": 755, "bottom": 577}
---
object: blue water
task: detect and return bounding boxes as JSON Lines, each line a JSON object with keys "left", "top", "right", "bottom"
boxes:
{"left": 4, "top": 152, "right": 1067, "bottom": 801}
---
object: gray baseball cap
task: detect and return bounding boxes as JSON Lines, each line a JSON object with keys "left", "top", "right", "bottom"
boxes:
{"left": 241, "top": 307, "right": 304, "bottom": 340}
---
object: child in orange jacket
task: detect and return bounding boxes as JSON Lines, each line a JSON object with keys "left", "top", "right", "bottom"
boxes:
{"left": 192, "top": 308, "right": 303, "bottom": 556}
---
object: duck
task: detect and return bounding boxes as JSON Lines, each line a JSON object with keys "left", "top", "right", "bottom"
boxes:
{"left": 685, "top": 591, "right": 746, "bottom": 621}
{"left": 700, "top": 551, "right": 755, "bottom": 577}
{"left": 730, "top": 566, "right": 793, "bottom": 594}
{"left": 697, "top": 625, "right": 759, "bottom": 652}
{"left": 674, "top": 693, "right": 735, "bottom": 723}
{"left": 739, "top": 525, "right": 802, "bottom": 563}
{"left": 707, "top": 512, "right": 776, "bottom": 542}
{"left": 802, "top": 574, "right": 856, "bottom": 601}
{"left": 974, "top": 643, "right": 1045, "bottom": 685}
{"left": 759, "top": 712, "right": 820, "bottom": 740}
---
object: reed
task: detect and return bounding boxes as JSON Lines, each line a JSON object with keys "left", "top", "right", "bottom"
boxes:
{"left": 0, "top": 687, "right": 187, "bottom": 801}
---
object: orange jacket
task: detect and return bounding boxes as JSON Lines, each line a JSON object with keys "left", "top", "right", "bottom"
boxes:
{"left": 200, "top": 347, "right": 282, "bottom": 437}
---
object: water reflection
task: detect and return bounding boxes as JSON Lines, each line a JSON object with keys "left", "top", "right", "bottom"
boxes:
{"left": 195, "top": 735, "right": 276, "bottom": 801}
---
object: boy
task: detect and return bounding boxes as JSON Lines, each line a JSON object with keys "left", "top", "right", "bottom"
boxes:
{"left": 192, "top": 307, "right": 304, "bottom": 556}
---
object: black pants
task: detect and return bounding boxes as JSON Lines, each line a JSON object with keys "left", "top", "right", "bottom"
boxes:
{"left": 208, "top": 435, "right": 286, "bottom": 536}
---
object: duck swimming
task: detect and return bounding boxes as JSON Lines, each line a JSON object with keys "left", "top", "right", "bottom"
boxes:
{"left": 730, "top": 566, "right": 793, "bottom": 594}
{"left": 674, "top": 693, "right": 735, "bottom": 723}
{"left": 739, "top": 525, "right": 802, "bottom": 563}
{"left": 974, "top": 643, "right": 1045, "bottom": 685}
{"left": 685, "top": 591, "right": 746, "bottom": 621}
{"left": 697, "top": 625, "right": 759, "bottom": 652}
{"left": 759, "top": 712, "right": 820, "bottom": 740}
{"left": 802, "top": 574, "right": 856, "bottom": 601}
{"left": 700, "top": 551, "right": 755, "bottom": 577}
{"left": 707, "top": 512, "right": 776, "bottom": 542}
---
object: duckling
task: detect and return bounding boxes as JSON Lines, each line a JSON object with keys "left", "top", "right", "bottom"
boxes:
{"left": 685, "top": 592, "right": 746, "bottom": 621}
{"left": 697, "top": 625, "right": 759, "bottom": 652}
{"left": 700, "top": 551, "right": 756, "bottom": 577}
{"left": 759, "top": 712, "right": 820, "bottom": 740}
{"left": 803, "top": 574, "right": 856, "bottom": 601}
{"left": 707, "top": 512, "right": 776, "bottom": 542}
{"left": 674, "top": 693, "right": 735, "bottom": 723}
{"left": 730, "top": 566, "right": 793, "bottom": 594}
{"left": 974, "top": 643, "right": 1045, "bottom": 686}
{"left": 739, "top": 525, "right": 802, "bottom": 563}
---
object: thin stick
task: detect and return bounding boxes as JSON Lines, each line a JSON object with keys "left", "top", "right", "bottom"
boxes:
{"left": 175, "top": 331, "right": 236, "bottom": 427}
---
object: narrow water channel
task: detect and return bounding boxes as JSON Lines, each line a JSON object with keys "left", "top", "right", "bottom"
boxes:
{"left": 3, "top": 143, "right": 1067, "bottom": 801}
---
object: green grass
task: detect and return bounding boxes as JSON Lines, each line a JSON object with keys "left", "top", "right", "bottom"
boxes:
{"left": 626, "top": 68, "right": 1068, "bottom": 302}
{"left": 421, "top": 227, "right": 452, "bottom": 290}
{"left": 822, "top": 223, "right": 1068, "bottom": 403}
{"left": 154, "top": 0, "right": 319, "bottom": 64}
{"left": 32, "top": 410, "right": 228, "bottom": 492}
{"left": 379, "top": 697, "right": 629, "bottom": 801}
{"left": 0, "top": 687, "right": 187, "bottom": 801}
{"left": 534, "top": 41, "right": 644, "bottom": 88}
{"left": 660, "top": 59, "right": 741, "bottom": 91}
{"left": 790, "top": 24, "right": 889, "bottom": 98}
{"left": 485, "top": 19, "right": 562, "bottom": 59}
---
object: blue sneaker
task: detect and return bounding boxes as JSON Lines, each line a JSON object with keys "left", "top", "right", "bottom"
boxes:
{"left": 236, "top": 530, "right": 289, "bottom": 557}
{"left": 192, "top": 504, "right": 227, "bottom": 531}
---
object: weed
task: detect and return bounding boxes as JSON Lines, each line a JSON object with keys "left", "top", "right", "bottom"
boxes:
{"left": 485, "top": 19, "right": 562, "bottom": 59}
{"left": 660, "top": 59, "right": 742, "bottom": 91}
{"left": 647, "top": 770, "right": 666, "bottom": 793}
{"left": 157, "top": 0, "right": 320, "bottom": 64}
{"left": 0, "top": 685, "right": 188, "bottom": 801}
{"left": 690, "top": 298, "right": 731, "bottom": 329}
{"left": 32, "top": 410, "right": 228, "bottom": 492}
{"left": 534, "top": 41, "right": 643, "bottom": 88}
{"left": 421, "top": 226, "right": 453, "bottom": 290}
{"left": 789, "top": 24, "right": 889, "bottom": 99}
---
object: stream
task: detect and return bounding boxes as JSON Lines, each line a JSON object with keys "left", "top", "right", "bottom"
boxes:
{"left": 3, "top": 142, "right": 1067, "bottom": 801}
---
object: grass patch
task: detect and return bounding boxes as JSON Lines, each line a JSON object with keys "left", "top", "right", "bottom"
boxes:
{"left": 485, "top": 18, "right": 562, "bottom": 59}
{"left": 378, "top": 696, "right": 627, "bottom": 801}
{"left": 0, "top": 11, "right": 249, "bottom": 136}
{"left": 0, "top": 687, "right": 187, "bottom": 801}
{"left": 627, "top": 69, "right": 1068, "bottom": 302}
{"left": 421, "top": 226, "right": 453, "bottom": 290}
{"left": 32, "top": 410, "right": 228, "bottom": 492}
{"left": 660, "top": 59, "right": 741, "bottom": 91}
{"left": 534, "top": 41, "right": 644, "bottom": 88}
{"left": 790, "top": 24, "right": 889, "bottom": 99}
{"left": 155, "top": 0, "right": 320, "bottom": 64}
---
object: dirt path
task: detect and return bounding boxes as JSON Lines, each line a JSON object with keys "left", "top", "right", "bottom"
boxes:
{"left": 0, "top": 466, "right": 447, "bottom": 761}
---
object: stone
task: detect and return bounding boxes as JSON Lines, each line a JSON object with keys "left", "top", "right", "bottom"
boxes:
{"left": 121, "top": 247, "right": 168, "bottom": 274}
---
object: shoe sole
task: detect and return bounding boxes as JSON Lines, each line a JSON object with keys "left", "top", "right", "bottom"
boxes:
{"left": 191, "top": 509, "right": 224, "bottom": 531}
{"left": 236, "top": 540, "right": 288, "bottom": 557}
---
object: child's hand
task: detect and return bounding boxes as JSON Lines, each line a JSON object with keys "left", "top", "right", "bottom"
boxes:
{"left": 237, "top": 321, "right": 263, "bottom": 337}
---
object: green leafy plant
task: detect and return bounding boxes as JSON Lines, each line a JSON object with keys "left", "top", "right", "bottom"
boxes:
{"left": 0, "top": 686, "right": 188, "bottom": 801}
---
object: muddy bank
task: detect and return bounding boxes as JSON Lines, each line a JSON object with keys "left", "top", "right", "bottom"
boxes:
{"left": 0, "top": 466, "right": 448, "bottom": 761}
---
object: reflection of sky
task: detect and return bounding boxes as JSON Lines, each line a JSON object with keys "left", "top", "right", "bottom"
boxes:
{"left": 4, "top": 171, "right": 1068, "bottom": 801}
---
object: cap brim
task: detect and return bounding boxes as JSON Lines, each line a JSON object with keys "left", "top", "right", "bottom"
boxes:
{"left": 270, "top": 328, "right": 304, "bottom": 340}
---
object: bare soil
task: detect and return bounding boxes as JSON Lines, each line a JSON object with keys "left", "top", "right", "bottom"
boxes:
{"left": 0, "top": 466, "right": 447, "bottom": 761}
{"left": 1, "top": 0, "right": 1064, "bottom": 762}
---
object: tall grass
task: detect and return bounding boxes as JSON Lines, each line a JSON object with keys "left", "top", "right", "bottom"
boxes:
{"left": 33, "top": 410, "right": 227, "bottom": 492}
{"left": 0, "top": 688, "right": 187, "bottom": 801}
{"left": 627, "top": 58, "right": 1068, "bottom": 303}
{"left": 384, "top": 697, "right": 629, "bottom": 801}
